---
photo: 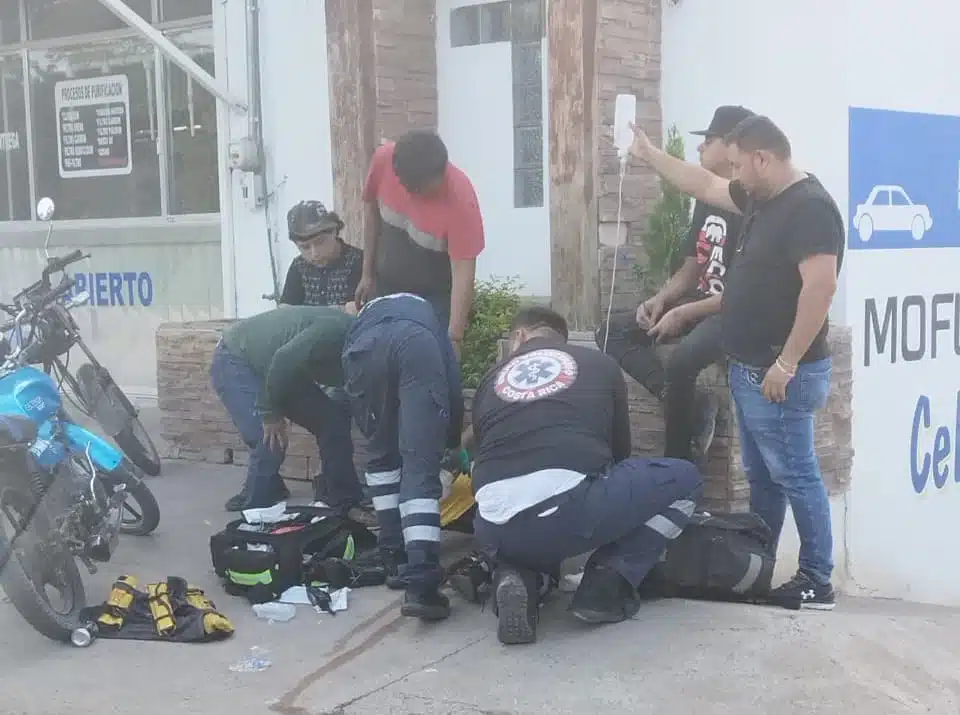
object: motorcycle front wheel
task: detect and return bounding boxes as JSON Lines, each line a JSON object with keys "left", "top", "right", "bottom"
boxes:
{"left": 0, "top": 483, "right": 86, "bottom": 643}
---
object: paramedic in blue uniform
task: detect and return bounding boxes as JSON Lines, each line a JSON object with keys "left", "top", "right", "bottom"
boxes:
{"left": 469, "top": 306, "right": 703, "bottom": 645}
{"left": 341, "top": 293, "right": 463, "bottom": 621}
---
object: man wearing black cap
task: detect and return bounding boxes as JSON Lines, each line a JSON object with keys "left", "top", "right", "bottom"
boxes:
{"left": 597, "top": 105, "right": 754, "bottom": 464}
{"left": 280, "top": 200, "right": 363, "bottom": 309}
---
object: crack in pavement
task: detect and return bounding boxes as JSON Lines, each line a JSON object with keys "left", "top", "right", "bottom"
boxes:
{"left": 279, "top": 632, "right": 491, "bottom": 715}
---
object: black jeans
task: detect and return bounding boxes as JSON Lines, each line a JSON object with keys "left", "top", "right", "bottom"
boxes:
{"left": 597, "top": 309, "right": 723, "bottom": 460}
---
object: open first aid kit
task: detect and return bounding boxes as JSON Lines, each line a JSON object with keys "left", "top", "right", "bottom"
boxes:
{"left": 209, "top": 505, "right": 377, "bottom": 604}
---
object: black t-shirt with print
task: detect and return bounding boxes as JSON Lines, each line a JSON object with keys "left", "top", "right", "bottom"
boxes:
{"left": 470, "top": 336, "right": 632, "bottom": 492}
{"left": 681, "top": 200, "right": 743, "bottom": 298}
{"left": 720, "top": 175, "right": 845, "bottom": 368}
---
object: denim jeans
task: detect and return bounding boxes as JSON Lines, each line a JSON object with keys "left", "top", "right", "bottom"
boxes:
{"left": 211, "top": 343, "right": 362, "bottom": 509}
{"left": 210, "top": 343, "right": 285, "bottom": 507}
{"left": 598, "top": 308, "right": 723, "bottom": 459}
{"left": 728, "top": 358, "right": 834, "bottom": 585}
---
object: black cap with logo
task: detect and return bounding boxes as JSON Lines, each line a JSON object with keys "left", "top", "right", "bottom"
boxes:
{"left": 690, "top": 105, "right": 755, "bottom": 138}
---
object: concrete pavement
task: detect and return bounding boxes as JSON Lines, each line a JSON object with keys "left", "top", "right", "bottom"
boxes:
{"left": 2, "top": 459, "right": 960, "bottom": 715}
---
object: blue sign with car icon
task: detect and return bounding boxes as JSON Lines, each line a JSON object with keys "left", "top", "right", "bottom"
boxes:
{"left": 848, "top": 106, "right": 960, "bottom": 250}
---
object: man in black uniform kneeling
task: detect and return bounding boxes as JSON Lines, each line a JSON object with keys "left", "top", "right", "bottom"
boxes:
{"left": 469, "top": 307, "right": 703, "bottom": 644}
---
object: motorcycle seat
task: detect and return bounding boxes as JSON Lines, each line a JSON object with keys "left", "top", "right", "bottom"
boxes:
{"left": 0, "top": 414, "right": 38, "bottom": 449}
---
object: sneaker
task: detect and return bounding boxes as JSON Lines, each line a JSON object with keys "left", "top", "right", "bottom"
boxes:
{"left": 493, "top": 565, "right": 539, "bottom": 645}
{"left": 447, "top": 551, "right": 494, "bottom": 604}
{"left": 352, "top": 548, "right": 407, "bottom": 590}
{"left": 769, "top": 572, "right": 836, "bottom": 611}
{"left": 224, "top": 483, "right": 291, "bottom": 512}
{"left": 690, "top": 388, "right": 720, "bottom": 465}
{"left": 400, "top": 588, "right": 451, "bottom": 621}
{"left": 569, "top": 566, "right": 641, "bottom": 624}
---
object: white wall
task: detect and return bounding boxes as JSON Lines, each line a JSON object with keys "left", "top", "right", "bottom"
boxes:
{"left": 436, "top": 0, "right": 551, "bottom": 297}
{"left": 214, "top": 0, "right": 334, "bottom": 318}
{"left": 663, "top": 0, "right": 960, "bottom": 606}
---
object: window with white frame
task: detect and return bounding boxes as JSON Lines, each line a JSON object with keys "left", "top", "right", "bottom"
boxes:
{"left": 0, "top": 0, "right": 218, "bottom": 222}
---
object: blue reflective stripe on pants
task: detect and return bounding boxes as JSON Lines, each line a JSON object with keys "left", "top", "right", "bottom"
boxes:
{"left": 474, "top": 457, "right": 703, "bottom": 587}
{"left": 729, "top": 358, "right": 834, "bottom": 585}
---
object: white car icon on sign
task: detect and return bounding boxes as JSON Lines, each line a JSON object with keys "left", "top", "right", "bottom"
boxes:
{"left": 854, "top": 185, "right": 933, "bottom": 242}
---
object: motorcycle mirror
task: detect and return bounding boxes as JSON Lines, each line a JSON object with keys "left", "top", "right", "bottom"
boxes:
{"left": 37, "top": 197, "right": 55, "bottom": 259}
{"left": 37, "top": 197, "right": 55, "bottom": 221}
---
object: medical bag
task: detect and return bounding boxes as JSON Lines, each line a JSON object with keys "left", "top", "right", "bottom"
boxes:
{"left": 209, "top": 505, "right": 377, "bottom": 604}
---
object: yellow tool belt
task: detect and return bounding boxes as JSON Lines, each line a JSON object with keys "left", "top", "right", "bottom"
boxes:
{"left": 87, "top": 575, "right": 234, "bottom": 643}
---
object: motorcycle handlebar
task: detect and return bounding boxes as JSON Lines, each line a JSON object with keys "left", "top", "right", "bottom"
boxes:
{"left": 43, "top": 249, "right": 87, "bottom": 279}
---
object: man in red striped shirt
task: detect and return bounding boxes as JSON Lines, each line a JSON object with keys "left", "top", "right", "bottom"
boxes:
{"left": 355, "top": 131, "right": 485, "bottom": 357}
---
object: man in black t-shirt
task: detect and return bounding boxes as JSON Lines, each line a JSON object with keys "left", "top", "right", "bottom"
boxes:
{"left": 598, "top": 105, "right": 753, "bottom": 464}
{"left": 469, "top": 306, "right": 702, "bottom": 645}
{"left": 628, "top": 115, "right": 844, "bottom": 612}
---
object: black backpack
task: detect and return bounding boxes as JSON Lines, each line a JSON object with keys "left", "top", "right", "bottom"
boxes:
{"left": 638, "top": 511, "right": 775, "bottom": 602}
{"left": 209, "top": 506, "right": 377, "bottom": 604}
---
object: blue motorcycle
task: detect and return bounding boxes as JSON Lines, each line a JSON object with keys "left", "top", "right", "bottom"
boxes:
{"left": 0, "top": 200, "right": 160, "bottom": 642}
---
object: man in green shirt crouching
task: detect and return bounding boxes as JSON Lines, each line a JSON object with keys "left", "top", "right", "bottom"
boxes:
{"left": 210, "top": 305, "right": 368, "bottom": 518}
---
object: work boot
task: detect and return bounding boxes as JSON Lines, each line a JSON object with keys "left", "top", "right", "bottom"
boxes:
{"left": 351, "top": 547, "right": 407, "bottom": 589}
{"left": 400, "top": 587, "right": 451, "bottom": 621}
{"left": 689, "top": 387, "right": 719, "bottom": 466}
{"left": 224, "top": 483, "right": 291, "bottom": 512}
{"left": 492, "top": 564, "right": 539, "bottom": 645}
{"left": 569, "top": 565, "right": 641, "bottom": 624}
{"left": 447, "top": 551, "right": 495, "bottom": 604}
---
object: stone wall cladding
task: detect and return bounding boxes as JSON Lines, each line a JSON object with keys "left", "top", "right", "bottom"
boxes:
{"left": 597, "top": 0, "right": 663, "bottom": 314}
{"left": 372, "top": 0, "right": 438, "bottom": 141}
{"left": 157, "top": 323, "right": 852, "bottom": 511}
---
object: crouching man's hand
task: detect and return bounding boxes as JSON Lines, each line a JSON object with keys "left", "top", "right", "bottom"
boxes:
{"left": 263, "top": 417, "right": 289, "bottom": 452}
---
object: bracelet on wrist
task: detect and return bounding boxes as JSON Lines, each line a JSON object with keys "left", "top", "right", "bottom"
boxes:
{"left": 775, "top": 356, "right": 797, "bottom": 377}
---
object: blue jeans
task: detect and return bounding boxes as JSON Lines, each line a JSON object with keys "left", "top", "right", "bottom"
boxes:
{"left": 211, "top": 343, "right": 362, "bottom": 509}
{"left": 728, "top": 358, "right": 834, "bottom": 585}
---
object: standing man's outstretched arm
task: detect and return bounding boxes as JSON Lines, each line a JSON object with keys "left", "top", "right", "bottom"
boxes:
{"left": 628, "top": 123, "right": 742, "bottom": 215}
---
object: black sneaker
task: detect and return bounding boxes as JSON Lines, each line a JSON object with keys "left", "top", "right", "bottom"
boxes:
{"left": 400, "top": 588, "right": 451, "bottom": 621}
{"left": 447, "top": 551, "right": 494, "bottom": 605}
{"left": 769, "top": 572, "right": 836, "bottom": 611}
{"left": 352, "top": 548, "right": 407, "bottom": 590}
{"left": 493, "top": 565, "right": 539, "bottom": 645}
{"left": 569, "top": 566, "right": 641, "bottom": 624}
{"left": 224, "top": 483, "right": 291, "bottom": 512}
{"left": 690, "top": 388, "right": 720, "bottom": 465}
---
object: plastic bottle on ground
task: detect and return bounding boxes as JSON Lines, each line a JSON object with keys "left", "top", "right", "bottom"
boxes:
{"left": 252, "top": 601, "right": 296, "bottom": 623}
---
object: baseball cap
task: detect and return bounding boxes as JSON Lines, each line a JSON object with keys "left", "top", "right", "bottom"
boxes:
{"left": 690, "top": 105, "right": 755, "bottom": 138}
{"left": 287, "top": 200, "right": 343, "bottom": 240}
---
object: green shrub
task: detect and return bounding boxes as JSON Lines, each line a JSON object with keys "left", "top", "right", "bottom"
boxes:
{"left": 634, "top": 124, "right": 692, "bottom": 292}
{"left": 461, "top": 276, "right": 523, "bottom": 388}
